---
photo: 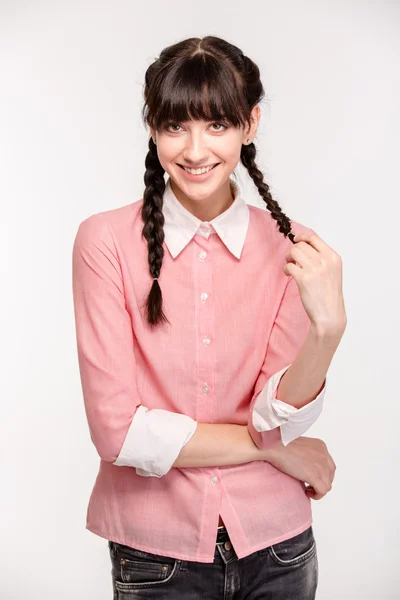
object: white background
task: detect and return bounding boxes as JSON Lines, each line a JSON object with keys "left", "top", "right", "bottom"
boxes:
{"left": 1, "top": 1, "right": 399, "bottom": 598}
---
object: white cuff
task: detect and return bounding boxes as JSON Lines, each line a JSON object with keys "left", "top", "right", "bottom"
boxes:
{"left": 252, "top": 365, "right": 326, "bottom": 446}
{"left": 113, "top": 405, "right": 198, "bottom": 477}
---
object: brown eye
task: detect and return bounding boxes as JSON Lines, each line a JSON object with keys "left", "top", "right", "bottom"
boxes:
{"left": 165, "top": 123, "right": 182, "bottom": 132}
{"left": 210, "top": 123, "right": 227, "bottom": 131}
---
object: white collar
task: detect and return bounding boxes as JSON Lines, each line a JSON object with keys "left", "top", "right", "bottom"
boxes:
{"left": 162, "top": 176, "right": 250, "bottom": 259}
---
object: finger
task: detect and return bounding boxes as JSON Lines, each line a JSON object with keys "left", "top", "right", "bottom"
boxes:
{"left": 327, "top": 455, "right": 336, "bottom": 470}
{"left": 305, "top": 485, "right": 326, "bottom": 500}
{"left": 287, "top": 241, "right": 317, "bottom": 269}
{"left": 306, "top": 489, "right": 325, "bottom": 500}
{"left": 305, "top": 487, "right": 317, "bottom": 499}
{"left": 283, "top": 262, "right": 303, "bottom": 278}
{"left": 293, "top": 230, "right": 333, "bottom": 254}
{"left": 305, "top": 476, "right": 329, "bottom": 500}
{"left": 328, "top": 456, "right": 336, "bottom": 477}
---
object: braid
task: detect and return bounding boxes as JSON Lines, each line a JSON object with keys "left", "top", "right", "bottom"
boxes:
{"left": 140, "top": 37, "right": 299, "bottom": 326}
{"left": 241, "top": 142, "right": 295, "bottom": 244}
{"left": 141, "top": 137, "right": 171, "bottom": 326}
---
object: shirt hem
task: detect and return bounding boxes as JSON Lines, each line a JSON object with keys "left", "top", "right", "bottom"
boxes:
{"left": 87, "top": 524, "right": 215, "bottom": 562}
{"left": 235, "top": 516, "right": 314, "bottom": 561}
{"left": 86, "top": 516, "right": 313, "bottom": 564}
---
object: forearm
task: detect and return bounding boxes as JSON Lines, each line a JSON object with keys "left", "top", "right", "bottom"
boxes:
{"left": 275, "top": 322, "right": 345, "bottom": 409}
{"left": 172, "top": 423, "right": 263, "bottom": 468}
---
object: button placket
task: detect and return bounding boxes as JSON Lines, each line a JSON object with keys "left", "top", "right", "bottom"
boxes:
{"left": 195, "top": 236, "right": 221, "bottom": 552}
{"left": 196, "top": 238, "right": 215, "bottom": 421}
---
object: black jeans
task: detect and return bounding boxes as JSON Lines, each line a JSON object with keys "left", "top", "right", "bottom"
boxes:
{"left": 108, "top": 525, "right": 318, "bottom": 599}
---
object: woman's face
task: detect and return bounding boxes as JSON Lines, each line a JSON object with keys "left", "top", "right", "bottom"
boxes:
{"left": 150, "top": 105, "right": 260, "bottom": 204}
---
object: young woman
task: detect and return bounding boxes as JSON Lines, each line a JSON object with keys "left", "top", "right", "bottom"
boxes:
{"left": 72, "top": 35, "right": 345, "bottom": 599}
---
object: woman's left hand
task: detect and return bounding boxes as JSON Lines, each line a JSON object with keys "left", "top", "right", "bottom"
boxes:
{"left": 283, "top": 231, "right": 347, "bottom": 334}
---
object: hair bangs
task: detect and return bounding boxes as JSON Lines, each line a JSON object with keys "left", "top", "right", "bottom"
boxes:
{"left": 144, "top": 54, "right": 250, "bottom": 132}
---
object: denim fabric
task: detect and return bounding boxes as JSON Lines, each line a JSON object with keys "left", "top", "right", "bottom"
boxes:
{"left": 108, "top": 525, "right": 318, "bottom": 599}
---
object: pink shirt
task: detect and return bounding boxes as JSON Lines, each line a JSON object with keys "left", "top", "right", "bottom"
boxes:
{"left": 72, "top": 176, "right": 326, "bottom": 563}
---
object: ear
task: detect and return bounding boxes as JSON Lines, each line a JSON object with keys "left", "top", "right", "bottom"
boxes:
{"left": 243, "top": 104, "right": 261, "bottom": 144}
{"left": 149, "top": 128, "right": 157, "bottom": 144}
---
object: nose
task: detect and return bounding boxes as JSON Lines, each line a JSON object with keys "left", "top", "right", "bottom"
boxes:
{"left": 181, "top": 131, "right": 210, "bottom": 166}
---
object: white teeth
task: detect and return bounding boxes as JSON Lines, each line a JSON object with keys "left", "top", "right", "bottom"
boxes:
{"left": 182, "top": 164, "right": 216, "bottom": 175}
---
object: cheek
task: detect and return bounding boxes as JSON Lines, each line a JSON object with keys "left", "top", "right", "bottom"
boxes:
{"left": 227, "top": 148, "right": 242, "bottom": 163}
{"left": 219, "top": 148, "right": 242, "bottom": 169}
{"left": 156, "top": 145, "right": 176, "bottom": 164}
{"left": 155, "top": 148, "right": 180, "bottom": 174}
{"left": 217, "top": 134, "right": 244, "bottom": 163}
{"left": 156, "top": 136, "right": 182, "bottom": 159}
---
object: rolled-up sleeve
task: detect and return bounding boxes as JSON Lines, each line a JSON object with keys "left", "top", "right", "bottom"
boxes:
{"left": 247, "top": 274, "right": 326, "bottom": 450}
{"left": 118, "top": 406, "right": 197, "bottom": 477}
{"left": 72, "top": 215, "right": 197, "bottom": 475}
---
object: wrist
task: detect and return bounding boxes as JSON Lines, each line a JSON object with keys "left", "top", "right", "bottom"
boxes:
{"left": 310, "top": 320, "right": 346, "bottom": 342}
{"left": 246, "top": 425, "right": 285, "bottom": 462}
{"left": 243, "top": 425, "right": 264, "bottom": 461}
{"left": 260, "top": 438, "right": 284, "bottom": 463}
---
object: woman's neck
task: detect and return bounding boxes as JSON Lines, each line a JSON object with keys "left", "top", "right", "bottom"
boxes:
{"left": 169, "top": 178, "right": 235, "bottom": 222}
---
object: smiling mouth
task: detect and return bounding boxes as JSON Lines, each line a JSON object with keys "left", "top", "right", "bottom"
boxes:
{"left": 178, "top": 163, "right": 220, "bottom": 171}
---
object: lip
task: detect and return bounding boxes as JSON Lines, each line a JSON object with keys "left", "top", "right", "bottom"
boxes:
{"left": 179, "top": 163, "right": 219, "bottom": 169}
{"left": 177, "top": 163, "right": 220, "bottom": 181}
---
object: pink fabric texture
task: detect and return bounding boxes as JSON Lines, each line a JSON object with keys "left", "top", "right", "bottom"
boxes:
{"left": 72, "top": 178, "right": 323, "bottom": 563}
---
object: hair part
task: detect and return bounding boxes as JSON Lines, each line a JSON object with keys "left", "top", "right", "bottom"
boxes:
{"left": 141, "top": 36, "right": 295, "bottom": 327}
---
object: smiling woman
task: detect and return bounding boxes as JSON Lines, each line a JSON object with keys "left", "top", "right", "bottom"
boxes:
{"left": 151, "top": 111, "right": 257, "bottom": 215}
{"left": 71, "top": 33, "right": 341, "bottom": 600}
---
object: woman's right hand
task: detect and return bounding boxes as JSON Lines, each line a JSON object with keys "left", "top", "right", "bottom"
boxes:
{"left": 263, "top": 436, "right": 336, "bottom": 500}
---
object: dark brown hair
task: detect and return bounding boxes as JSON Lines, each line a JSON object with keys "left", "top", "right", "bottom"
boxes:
{"left": 141, "top": 35, "right": 295, "bottom": 327}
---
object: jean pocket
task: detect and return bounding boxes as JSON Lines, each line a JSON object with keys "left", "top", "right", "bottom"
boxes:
{"left": 266, "top": 526, "right": 316, "bottom": 566}
{"left": 109, "top": 541, "right": 180, "bottom": 590}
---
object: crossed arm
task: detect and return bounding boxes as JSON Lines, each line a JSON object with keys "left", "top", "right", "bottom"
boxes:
{"left": 174, "top": 324, "right": 343, "bottom": 470}
{"left": 72, "top": 216, "right": 343, "bottom": 478}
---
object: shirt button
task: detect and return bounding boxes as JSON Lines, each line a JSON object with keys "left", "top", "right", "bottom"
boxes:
{"left": 200, "top": 292, "right": 208, "bottom": 301}
{"left": 210, "top": 476, "right": 218, "bottom": 485}
{"left": 202, "top": 337, "right": 211, "bottom": 345}
{"left": 199, "top": 251, "right": 207, "bottom": 260}
{"left": 202, "top": 384, "right": 210, "bottom": 394}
